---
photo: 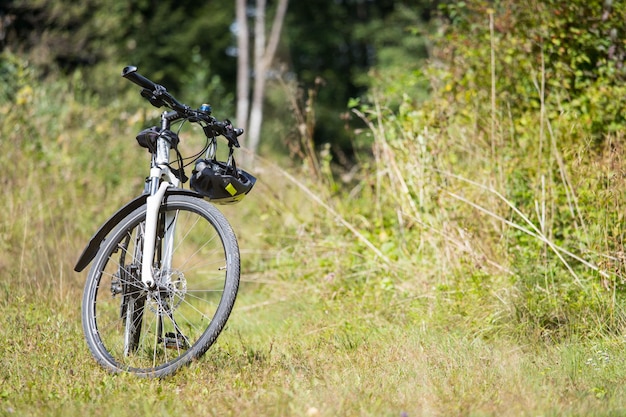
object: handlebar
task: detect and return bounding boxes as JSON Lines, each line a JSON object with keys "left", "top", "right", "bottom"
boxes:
{"left": 122, "top": 66, "right": 158, "bottom": 90}
{"left": 121, "top": 65, "right": 243, "bottom": 147}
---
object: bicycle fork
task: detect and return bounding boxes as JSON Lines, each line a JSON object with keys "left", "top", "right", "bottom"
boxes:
{"left": 139, "top": 175, "right": 189, "bottom": 350}
{"left": 141, "top": 179, "right": 178, "bottom": 289}
{"left": 142, "top": 181, "right": 168, "bottom": 289}
{"left": 141, "top": 112, "right": 180, "bottom": 290}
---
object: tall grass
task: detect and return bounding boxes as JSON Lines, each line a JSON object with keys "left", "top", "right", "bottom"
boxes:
{"left": 358, "top": 93, "right": 626, "bottom": 339}
{"left": 1, "top": 59, "right": 145, "bottom": 303}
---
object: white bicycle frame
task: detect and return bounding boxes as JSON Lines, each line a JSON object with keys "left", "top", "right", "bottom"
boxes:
{"left": 141, "top": 111, "right": 181, "bottom": 289}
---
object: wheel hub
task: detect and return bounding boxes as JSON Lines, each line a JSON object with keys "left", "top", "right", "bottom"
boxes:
{"left": 146, "top": 268, "right": 186, "bottom": 313}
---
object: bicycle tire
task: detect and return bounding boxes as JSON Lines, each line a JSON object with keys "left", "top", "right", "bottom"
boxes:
{"left": 81, "top": 194, "right": 240, "bottom": 377}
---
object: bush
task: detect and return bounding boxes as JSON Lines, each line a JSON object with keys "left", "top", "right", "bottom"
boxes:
{"left": 348, "top": 0, "right": 626, "bottom": 341}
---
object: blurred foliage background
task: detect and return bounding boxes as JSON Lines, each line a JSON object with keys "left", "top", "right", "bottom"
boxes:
{"left": 1, "top": 0, "right": 437, "bottom": 158}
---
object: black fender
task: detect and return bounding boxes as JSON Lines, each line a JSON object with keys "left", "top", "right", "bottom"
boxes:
{"left": 74, "top": 189, "right": 202, "bottom": 272}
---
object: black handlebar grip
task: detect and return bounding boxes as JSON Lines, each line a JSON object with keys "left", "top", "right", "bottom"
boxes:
{"left": 121, "top": 66, "right": 158, "bottom": 91}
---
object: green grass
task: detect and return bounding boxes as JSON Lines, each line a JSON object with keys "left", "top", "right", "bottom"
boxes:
{"left": 2, "top": 195, "right": 626, "bottom": 416}
{"left": 3, "top": 278, "right": 626, "bottom": 417}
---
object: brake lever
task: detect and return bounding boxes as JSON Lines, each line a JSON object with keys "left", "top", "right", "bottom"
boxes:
{"left": 141, "top": 88, "right": 166, "bottom": 108}
{"left": 221, "top": 120, "right": 241, "bottom": 148}
{"left": 201, "top": 120, "right": 241, "bottom": 147}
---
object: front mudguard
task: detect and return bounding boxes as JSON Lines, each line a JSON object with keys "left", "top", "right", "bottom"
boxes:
{"left": 74, "top": 189, "right": 202, "bottom": 272}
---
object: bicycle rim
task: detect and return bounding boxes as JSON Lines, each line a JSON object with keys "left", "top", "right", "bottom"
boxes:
{"left": 82, "top": 195, "right": 240, "bottom": 377}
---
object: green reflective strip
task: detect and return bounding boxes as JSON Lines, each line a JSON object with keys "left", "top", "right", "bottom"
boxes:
{"left": 225, "top": 182, "right": 237, "bottom": 196}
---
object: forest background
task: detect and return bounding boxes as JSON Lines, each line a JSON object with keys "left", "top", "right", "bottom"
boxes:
{"left": 3, "top": 0, "right": 626, "bottom": 416}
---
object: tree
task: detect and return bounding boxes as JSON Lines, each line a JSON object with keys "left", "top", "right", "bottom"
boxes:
{"left": 235, "top": 0, "right": 250, "bottom": 143}
{"left": 0, "top": 0, "right": 127, "bottom": 72}
{"left": 235, "top": 0, "right": 289, "bottom": 161}
{"left": 0, "top": 1, "right": 237, "bottom": 99}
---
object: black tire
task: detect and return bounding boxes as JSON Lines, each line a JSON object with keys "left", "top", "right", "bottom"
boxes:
{"left": 81, "top": 194, "right": 240, "bottom": 377}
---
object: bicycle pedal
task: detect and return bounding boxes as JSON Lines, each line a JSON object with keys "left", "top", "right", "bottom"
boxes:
{"left": 161, "top": 332, "right": 190, "bottom": 350}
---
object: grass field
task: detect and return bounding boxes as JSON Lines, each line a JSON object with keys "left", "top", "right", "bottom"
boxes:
{"left": 3, "top": 268, "right": 626, "bottom": 417}
{"left": 3, "top": 170, "right": 626, "bottom": 416}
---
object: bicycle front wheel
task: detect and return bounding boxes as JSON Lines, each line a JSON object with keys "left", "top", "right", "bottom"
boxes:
{"left": 81, "top": 194, "right": 240, "bottom": 377}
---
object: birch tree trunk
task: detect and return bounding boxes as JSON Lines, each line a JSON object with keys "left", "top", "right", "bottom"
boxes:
{"left": 246, "top": 0, "right": 267, "bottom": 159}
{"left": 235, "top": 0, "right": 249, "bottom": 149}
{"left": 236, "top": 0, "right": 289, "bottom": 163}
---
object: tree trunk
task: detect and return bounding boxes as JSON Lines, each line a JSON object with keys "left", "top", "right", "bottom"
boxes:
{"left": 247, "top": 0, "right": 267, "bottom": 158}
{"left": 235, "top": 0, "right": 249, "bottom": 149}
{"left": 237, "top": 0, "right": 289, "bottom": 162}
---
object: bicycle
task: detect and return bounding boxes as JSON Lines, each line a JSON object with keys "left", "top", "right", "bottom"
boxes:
{"left": 74, "top": 66, "right": 256, "bottom": 377}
